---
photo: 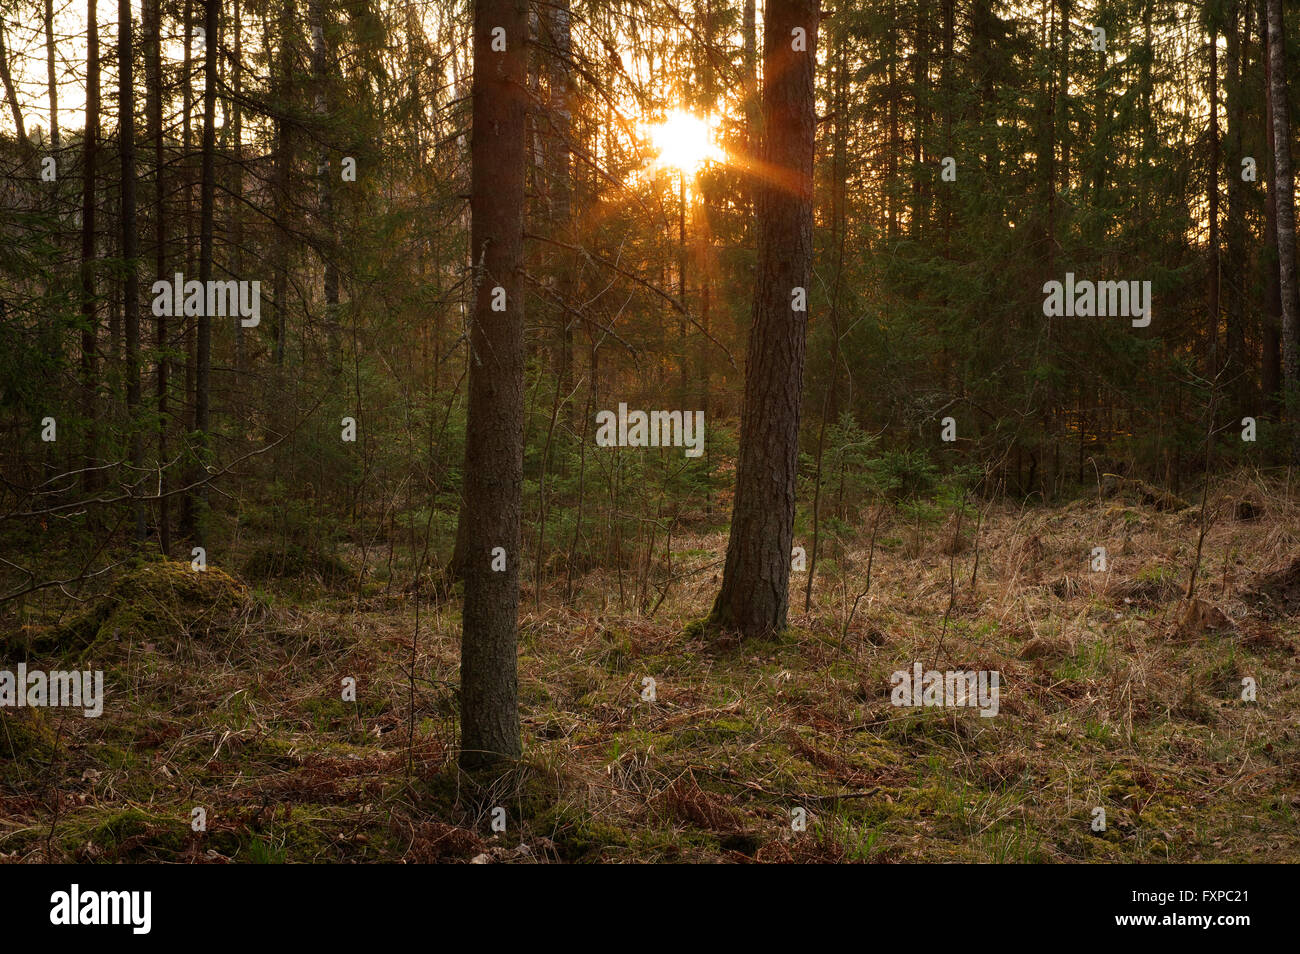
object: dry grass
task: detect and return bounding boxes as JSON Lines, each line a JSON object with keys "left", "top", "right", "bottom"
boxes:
{"left": 1, "top": 471, "right": 1298, "bottom": 863}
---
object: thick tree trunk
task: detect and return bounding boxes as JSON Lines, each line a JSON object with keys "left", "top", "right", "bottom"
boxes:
{"left": 709, "top": 0, "right": 818, "bottom": 639}
{"left": 458, "top": 0, "right": 527, "bottom": 769}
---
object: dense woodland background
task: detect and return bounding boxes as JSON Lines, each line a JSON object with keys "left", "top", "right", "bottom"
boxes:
{"left": 0, "top": 0, "right": 1298, "bottom": 863}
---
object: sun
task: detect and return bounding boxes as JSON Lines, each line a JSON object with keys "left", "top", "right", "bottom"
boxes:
{"left": 641, "top": 110, "right": 723, "bottom": 175}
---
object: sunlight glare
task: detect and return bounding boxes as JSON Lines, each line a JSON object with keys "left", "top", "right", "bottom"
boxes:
{"left": 641, "top": 110, "right": 723, "bottom": 175}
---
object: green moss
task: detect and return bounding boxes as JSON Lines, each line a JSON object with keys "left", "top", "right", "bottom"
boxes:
{"left": 49, "top": 560, "right": 247, "bottom": 660}
{"left": 83, "top": 807, "right": 190, "bottom": 858}
{"left": 0, "top": 709, "right": 58, "bottom": 770}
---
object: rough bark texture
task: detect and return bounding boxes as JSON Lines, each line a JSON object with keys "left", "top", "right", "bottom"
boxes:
{"left": 709, "top": 0, "right": 818, "bottom": 639}
{"left": 458, "top": 0, "right": 527, "bottom": 769}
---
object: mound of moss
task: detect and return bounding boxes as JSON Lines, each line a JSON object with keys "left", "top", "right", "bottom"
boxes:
{"left": 45, "top": 560, "right": 248, "bottom": 657}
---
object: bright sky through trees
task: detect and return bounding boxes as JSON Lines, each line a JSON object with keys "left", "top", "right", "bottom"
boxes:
{"left": 640, "top": 109, "right": 724, "bottom": 175}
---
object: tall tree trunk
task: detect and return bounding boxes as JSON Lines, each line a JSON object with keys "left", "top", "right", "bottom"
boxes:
{"left": 1267, "top": 0, "right": 1299, "bottom": 453}
{"left": 120, "top": 0, "right": 145, "bottom": 541}
{"left": 743, "top": 0, "right": 759, "bottom": 223}
{"left": 677, "top": 173, "right": 688, "bottom": 406}
{"left": 1226, "top": 0, "right": 1247, "bottom": 414}
{"left": 273, "top": 0, "right": 292, "bottom": 367}
{"left": 709, "top": 0, "right": 818, "bottom": 639}
{"left": 912, "top": 8, "right": 927, "bottom": 238}
{"left": 145, "top": 0, "right": 169, "bottom": 555}
{"left": 1208, "top": 23, "right": 1220, "bottom": 375}
{"left": 44, "top": 0, "right": 57, "bottom": 149}
{"left": 548, "top": 0, "right": 574, "bottom": 412}
{"left": 886, "top": 4, "right": 899, "bottom": 241}
{"left": 231, "top": 0, "right": 245, "bottom": 385}
{"left": 458, "top": 0, "right": 527, "bottom": 769}
{"left": 806, "top": 18, "right": 850, "bottom": 613}
{"left": 180, "top": 0, "right": 197, "bottom": 536}
{"left": 310, "top": 0, "right": 340, "bottom": 373}
{"left": 941, "top": 0, "right": 955, "bottom": 247}
{"left": 80, "top": 0, "right": 101, "bottom": 494}
{"left": 1261, "top": 0, "right": 1282, "bottom": 408}
{"left": 1056, "top": 0, "right": 1069, "bottom": 193}
{"left": 192, "top": 0, "right": 218, "bottom": 542}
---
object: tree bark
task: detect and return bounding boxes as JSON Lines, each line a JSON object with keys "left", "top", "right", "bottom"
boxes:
{"left": 310, "top": 0, "right": 340, "bottom": 373}
{"left": 44, "top": 0, "right": 57, "bottom": 149}
{"left": 80, "top": 0, "right": 101, "bottom": 494}
{"left": 743, "top": 0, "right": 758, "bottom": 222}
{"left": 1208, "top": 23, "right": 1220, "bottom": 375}
{"left": 145, "top": 0, "right": 169, "bottom": 555}
{"left": 1267, "top": 0, "right": 1299, "bottom": 454}
{"left": 120, "top": 0, "right": 145, "bottom": 542}
{"left": 458, "top": 0, "right": 527, "bottom": 769}
{"left": 1262, "top": 0, "right": 1283, "bottom": 408}
{"left": 180, "top": 0, "right": 197, "bottom": 536}
{"left": 272, "top": 0, "right": 292, "bottom": 368}
{"left": 231, "top": 0, "right": 245, "bottom": 385}
{"left": 806, "top": 18, "right": 850, "bottom": 613}
{"left": 1226, "top": 0, "right": 1247, "bottom": 414}
{"left": 192, "top": 0, "right": 219, "bottom": 542}
{"left": 547, "top": 0, "right": 574, "bottom": 412}
{"left": 709, "top": 0, "right": 818, "bottom": 639}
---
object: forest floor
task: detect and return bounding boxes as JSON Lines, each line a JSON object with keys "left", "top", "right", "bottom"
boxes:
{"left": 2, "top": 470, "right": 1299, "bottom": 863}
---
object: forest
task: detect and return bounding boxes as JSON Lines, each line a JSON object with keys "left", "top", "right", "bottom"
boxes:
{"left": 0, "top": 0, "right": 1297, "bottom": 866}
